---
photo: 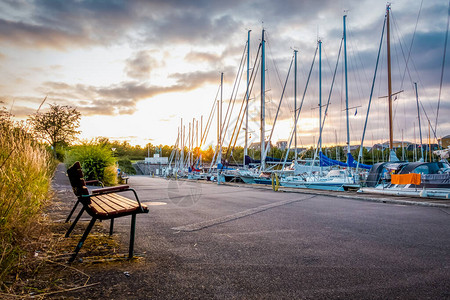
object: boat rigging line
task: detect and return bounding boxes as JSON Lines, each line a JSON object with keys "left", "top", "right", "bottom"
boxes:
{"left": 281, "top": 44, "right": 319, "bottom": 169}
{"left": 436, "top": 0, "right": 450, "bottom": 140}
{"left": 223, "top": 42, "right": 262, "bottom": 163}
{"left": 356, "top": 13, "right": 387, "bottom": 174}
{"left": 261, "top": 54, "right": 294, "bottom": 170}
{"left": 311, "top": 38, "right": 344, "bottom": 173}
{"left": 220, "top": 41, "right": 248, "bottom": 148}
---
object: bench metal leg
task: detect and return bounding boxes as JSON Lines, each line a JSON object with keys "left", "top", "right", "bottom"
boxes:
{"left": 69, "top": 217, "right": 97, "bottom": 263}
{"left": 65, "top": 200, "right": 80, "bottom": 223}
{"left": 65, "top": 207, "right": 85, "bottom": 238}
{"left": 128, "top": 213, "right": 136, "bottom": 259}
{"left": 109, "top": 218, "right": 114, "bottom": 236}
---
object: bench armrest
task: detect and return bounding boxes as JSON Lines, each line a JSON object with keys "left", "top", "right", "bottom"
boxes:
{"left": 92, "top": 185, "right": 129, "bottom": 194}
{"left": 84, "top": 187, "right": 146, "bottom": 213}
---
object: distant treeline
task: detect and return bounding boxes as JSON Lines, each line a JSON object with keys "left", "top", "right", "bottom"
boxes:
{"left": 95, "top": 137, "right": 437, "bottom": 166}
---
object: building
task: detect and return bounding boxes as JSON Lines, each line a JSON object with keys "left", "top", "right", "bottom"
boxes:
{"left": 135, "top": 154, "right": 169, "bottom": 175}
{"left": 248, "top": 141, "right": 273, "bottom": 151}
{"left": 144, "top": 153, "right": 168, "bottom": 164}
{"left": 406, "top": 144, "right": 439, "bottom": 152}
{"left": 439, "top": 135, "right": 450, "bottom": 148}
{"left": 276, "top": 140, "right": 288, "bottom": 150}
{"left": 372, "top": 141, "right": 412, "bottom": 151}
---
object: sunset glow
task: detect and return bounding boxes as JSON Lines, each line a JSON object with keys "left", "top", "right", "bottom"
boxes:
{"left": 1, "top": 0, "right": 449, "bottom": 148}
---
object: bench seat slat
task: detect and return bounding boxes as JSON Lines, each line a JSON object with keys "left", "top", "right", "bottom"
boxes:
{"left": 96, "top": 194, "right": 140, "bottom": 213}
{"left": 101, "top": 193, "right": 138, "bottom": 207}
{"left": 88, "top": 193, "right": 147, "bottom": 217}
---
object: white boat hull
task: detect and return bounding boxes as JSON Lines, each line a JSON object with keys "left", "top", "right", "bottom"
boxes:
{"left": 359, "top": 186, "right": 450, "bottom": 199}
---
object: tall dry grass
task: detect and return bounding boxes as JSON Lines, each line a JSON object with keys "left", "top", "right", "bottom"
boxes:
{"left": 0, "top": 110, "right": 54, "bottom": 281}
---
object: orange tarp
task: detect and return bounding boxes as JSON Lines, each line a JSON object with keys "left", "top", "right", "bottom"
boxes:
{"left": 391, "top": 173, "right": 421, "bottom": 185}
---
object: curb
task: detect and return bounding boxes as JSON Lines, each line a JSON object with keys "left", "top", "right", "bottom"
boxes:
{"left": 219, "top": 181, "right": 450, "bottom": 209}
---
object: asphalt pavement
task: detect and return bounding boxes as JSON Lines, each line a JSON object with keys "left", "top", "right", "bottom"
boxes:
{"left": 99, "top": 175, "right": 450, "bottom": 299}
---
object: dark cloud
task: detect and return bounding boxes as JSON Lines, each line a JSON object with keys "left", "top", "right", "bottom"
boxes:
{"left": 169, "top": 66, "right": 236, "bottom": 87}
{"left": 9, "top": 105, "right": 41, "bottom": 118}
{"left": 184, "top": 45, "right": 248, "bottom": 70}
{"left": 0, "top": 95, "right": 49, "bottom": 118}
{"left": 0, "top": 18, "right": 92, "bottom": 49}
{"left": 40, "top": 81, "right": 164, "bottom": 115}
{"left": 0, "top": 0, "right": 246, "bottom": 49}
{"left": 185, "top": 51, "right": 221, "bottom": 64}
{"left": 124, "top": 51, "right": 161, "bottom": 80}
{"left": 35, "top": 66, "right": 236, "bottom": 116}
{"left": 142, "top": 12, "right": 243, "bottom": 46}
{"left": 0, "top": 0, "right": 133, "bottom": 49}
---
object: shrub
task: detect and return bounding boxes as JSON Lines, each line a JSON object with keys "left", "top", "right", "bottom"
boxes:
{"left": 65, "top": 143, "right": 117, "bottom": 186}
{"left": 103, "top": 165, "right": 118, "bottom": 186}
{"left": 118, "top": 158, "right": 137, "bottom": 175}
{"left": 0, "top": 109, "right": 55, "bottom": 282}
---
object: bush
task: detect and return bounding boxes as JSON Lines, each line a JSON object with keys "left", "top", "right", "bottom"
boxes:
{"left": 0, "top": 109, "right": 55, "bottom": 282}
{"left": 65, "top": 143, "right": 117, "bottom": 186}
{"left": 118, "top": 158, "right": 137, "bottom": 175}
{"left": 103, "top": 165, "right": 118, "bottom": 186}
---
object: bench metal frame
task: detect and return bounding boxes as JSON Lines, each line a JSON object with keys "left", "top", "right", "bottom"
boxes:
{"left": 66, "top": 162, "right": 148, "bottom": 263}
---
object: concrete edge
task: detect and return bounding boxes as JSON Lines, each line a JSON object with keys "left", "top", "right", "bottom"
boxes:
{"left": 151, "top": 176, "right": 450, "bottom": 209}
{"left": 221, "top": 182, "right": 450, "bottom": 209}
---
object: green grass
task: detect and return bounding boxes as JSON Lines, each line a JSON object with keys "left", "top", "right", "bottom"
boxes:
{"left": 0, "top": 115, "right": 55, "bottom": 283}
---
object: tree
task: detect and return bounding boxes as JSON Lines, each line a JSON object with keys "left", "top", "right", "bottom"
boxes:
{"left": 28, "top": 104, "right": 81, "bottom": 155}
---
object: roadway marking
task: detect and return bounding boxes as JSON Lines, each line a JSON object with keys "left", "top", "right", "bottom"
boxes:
{"left": 142, "top": 201, "right": 167, "bottom": 206}
{"left": 171, "top": 196, "right": 315, "bottom": 232}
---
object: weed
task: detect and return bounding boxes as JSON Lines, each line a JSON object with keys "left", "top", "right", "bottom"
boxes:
{"left": 0, "top": 107, "right": 55, "bottom": 283}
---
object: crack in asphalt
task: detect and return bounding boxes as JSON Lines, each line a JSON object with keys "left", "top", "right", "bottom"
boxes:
{"left": 171, "top": 195, "right": 316, "bottom": 232}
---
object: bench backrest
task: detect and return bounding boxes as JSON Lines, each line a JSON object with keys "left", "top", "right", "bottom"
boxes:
{"left": 67, "top": 161, "right": 90, "bottom": 198}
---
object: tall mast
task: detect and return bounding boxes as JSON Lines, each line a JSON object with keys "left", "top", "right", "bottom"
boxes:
{"left": 217, "top": 73, "right": 223, "bottom": 165}
{"left": 192, "top": 117, "right": 195, "bottom": 165}
{"left": 386, "top": 4, "right": 394, "bottom": 151}
{"left": 200, "top": 115, "right": 203, "bottom": 166}
{"left": 196, "top": 119, "right": 199, "bottom": 165}
{"left": 183, "top": 124, "right": 186, "bottom": 169}
{"left": 415, "top": 82, "right": 424, "bottom": 161}
{"left": 220, "top": 72, "right": 223, "bottom": 146}
{"left": 318, "top": 39, "right": 322, "bottom": 152}
{"left": 344, "top": 15, "right": 350, "bottom": 157}
{"left": 188, "top": 122, "right": 191, "bottom": 166}
{"left": 294, "top": 49, "right": 298, "bottom": 160}
{"left": 245, "top": 30, "right": 251, "bottom": 167}
{"left": 180, "top": 118, "right": 183, "bottom": 170}
{"left": 428, "top": 120, "right": 431, "bottom": 162}
{"left": 217, "top": 87, "right": 220, "bottom": 150}
{"left": 261, "top": 29, "right": 266, "bottom": 171}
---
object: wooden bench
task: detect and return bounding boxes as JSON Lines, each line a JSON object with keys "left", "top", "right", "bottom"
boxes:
{"left": 65, "top": 179, "right": 103, "bottom": 223}
{"left": 66, "top": 161, "right": 148, "bottom": 263}
{"left": 120, "top": 173, "right": 129, "bottom": 184}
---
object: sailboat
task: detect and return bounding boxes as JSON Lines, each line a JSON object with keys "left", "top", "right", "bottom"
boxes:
{"left": 237, "top": 28, "right": 296, "bottom": 185}
{"left": 358, "top": 4, "right": 450, "bottom": 199}
{"left": 280, "top": 14, "right": 371, "bottom": 191}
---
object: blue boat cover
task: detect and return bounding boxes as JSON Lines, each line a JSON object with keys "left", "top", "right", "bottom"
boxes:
{"left": 319, "top": 152, "right": 371, "bottom": 170}
{"left": 217, "top": 163, "right": 235, "bottom": 170}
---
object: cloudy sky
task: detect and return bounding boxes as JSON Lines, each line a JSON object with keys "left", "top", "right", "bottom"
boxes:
{"left": 0, "top": 0, "right": 449, "bottom": 149}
